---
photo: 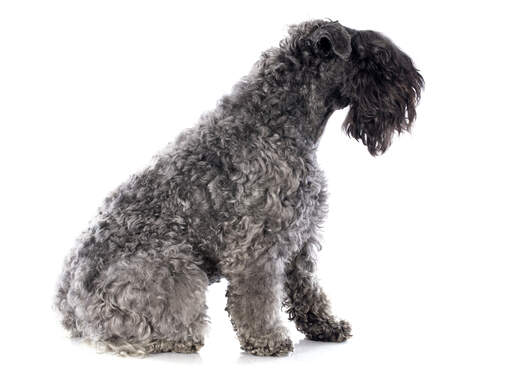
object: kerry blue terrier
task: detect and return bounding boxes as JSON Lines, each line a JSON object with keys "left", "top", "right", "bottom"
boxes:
{"left": 55, "top": 19, "right": 423, "bottom": 356}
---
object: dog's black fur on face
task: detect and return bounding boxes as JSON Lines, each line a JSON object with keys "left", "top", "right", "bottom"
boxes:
{"left": 282, "top": 21, "right": 423, "bottom": 154}
{"left": 342, "top": 28, "right": 424, "bottom": 155}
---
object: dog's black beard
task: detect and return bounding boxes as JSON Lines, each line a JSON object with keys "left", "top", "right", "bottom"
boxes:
{"left": 342, "top": 30, "right": 423, "bottom": 155}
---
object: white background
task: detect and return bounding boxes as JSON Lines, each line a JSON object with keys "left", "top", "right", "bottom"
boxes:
{"left": 1, "top": 1, "right": 511, "bottom": 374}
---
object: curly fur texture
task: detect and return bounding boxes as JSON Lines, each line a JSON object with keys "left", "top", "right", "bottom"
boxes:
{"left": 55, "top": 19, "right": 423, "bottom": 357}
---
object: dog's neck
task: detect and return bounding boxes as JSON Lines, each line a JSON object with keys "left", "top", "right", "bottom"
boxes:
{"left": 217, "top": 53, "right": 334, "bottom": 150}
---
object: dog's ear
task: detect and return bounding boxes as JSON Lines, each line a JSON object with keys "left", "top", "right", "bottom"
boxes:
{"left": 343, "top": 30, "right": 424, "bottom": 155}
{"left": 311, "top": 22, "right": 351, "bottom": 60}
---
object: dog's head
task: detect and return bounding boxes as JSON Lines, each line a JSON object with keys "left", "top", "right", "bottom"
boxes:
{"left": 284, "top": 20, "right": 424, "bottom": 154}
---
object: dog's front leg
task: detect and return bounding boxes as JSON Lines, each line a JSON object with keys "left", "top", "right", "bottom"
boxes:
{"left": 284, "top": 237, "right": 351, "bottom": 342}
{"left": 225, "top": 260, "right": 293, "bottom": 356}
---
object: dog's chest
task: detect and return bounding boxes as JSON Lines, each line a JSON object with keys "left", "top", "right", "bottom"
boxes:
{"left": 285, "top": 158, "right": 326, "bottom": 236}
{"left": 254, "top": 149, "right": 326, "bottom": 248}
{"left": 203, "top": 140, "right": 327, "bottom": 257}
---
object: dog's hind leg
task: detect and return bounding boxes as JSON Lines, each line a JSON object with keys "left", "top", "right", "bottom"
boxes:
{"left": 284, "top": 237, "right": 351, "bottom": 342}
{"left": 76, "top": 252, "right": 209, "bottom": 356}
{"left": 55, "top": 254, "right": 83, "bottom": 337}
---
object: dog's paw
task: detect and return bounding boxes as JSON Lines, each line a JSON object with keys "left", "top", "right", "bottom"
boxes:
{"left": 240, "top": 331, "right": 294, "bottom": 356}
{"left": 305, "top": 319, "right": 352, "bottom": 343}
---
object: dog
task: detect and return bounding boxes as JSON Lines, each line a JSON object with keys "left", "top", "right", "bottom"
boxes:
{"left": 55, "top": 19, "right": 423, "bottom": 356}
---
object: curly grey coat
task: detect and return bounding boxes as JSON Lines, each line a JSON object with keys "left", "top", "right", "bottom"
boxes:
{"left": 55, "top": 19, "right": 423, "bottom": 356}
